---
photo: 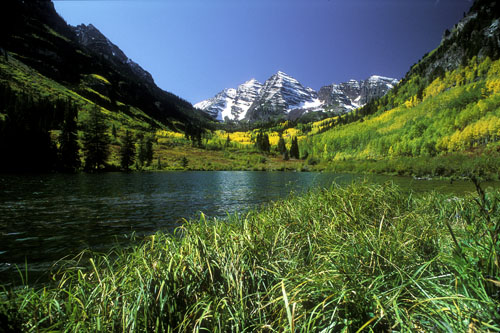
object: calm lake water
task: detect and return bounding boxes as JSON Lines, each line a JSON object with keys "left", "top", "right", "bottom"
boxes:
{"left": 0, "top": 171, "right": 498, "bottom": 284}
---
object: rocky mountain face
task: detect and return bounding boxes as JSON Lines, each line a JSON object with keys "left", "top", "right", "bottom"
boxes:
{"left": 232, "top": 79, "right": 263, "bottom": 120}
{"left": 317, "top": 80, "right": 361, "bottom": 113}
{"left": 318, "top": 76, "right": 398, "bottom": 114}
{"left": 74, "top": 24, "right": 128, "bottom": 64}
{"left": 73, "top": 24, "right": 156, "bottom": 90}
{"left": 359, "top": 76, "right": 400, "bottom": 104}
{"left": 194, "top": 79, "right": 262, "bottom": 121}
{"left": 245, "top": 71, "right": 320, "bottom": 121}
{"left": 405, "top": 0, "right": 499, "bottom": 82}
{"left": 196, "top": 72, "right": 398, "bottom": 122}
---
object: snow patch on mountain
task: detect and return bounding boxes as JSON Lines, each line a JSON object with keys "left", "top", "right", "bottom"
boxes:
{"left": 196, "top": 72, "right": 398, "bottom": 122}
{"left": 290, "top": 98, "right": 323, "bottom": 111}
{"left": 245, "top": 71, "right": 319, "bottom": 121}
{"left": 194, "top": 80, "right": 262, "bottom": 121}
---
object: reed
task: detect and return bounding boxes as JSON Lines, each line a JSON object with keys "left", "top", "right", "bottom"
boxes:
{"left": 1, "top": 181, "right": 499, "bottom": 331}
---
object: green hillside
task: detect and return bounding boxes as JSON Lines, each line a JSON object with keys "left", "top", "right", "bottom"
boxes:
{"left": 306, "top": 57, "right": 500, "bottom": 157}
{"left": 0, "top": 0, "right": 214, "bottom": 172}
{"left": 295, "top": 57, "right": 500, "bottom": 176}
{"left": 281, "top": 0, "right": 500, "bottom": 178}
{"left": 0, "top": 55, "right": 163, "bottom": 130}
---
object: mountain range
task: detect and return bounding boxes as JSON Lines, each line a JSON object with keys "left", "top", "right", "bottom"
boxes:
{"left": 1, "top": 0, "right": 499, "bottom": 175}
{"left": 195, "top": 71, "right": 398, "bottom": 122}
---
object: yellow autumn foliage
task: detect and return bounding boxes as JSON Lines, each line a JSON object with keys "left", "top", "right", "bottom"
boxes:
{"left": 485, "top": 78, "right": 500, "bottom": 95}
{"left": 90, "top": 74, "right": 111, "bottom": 85}
{"left": 156, "top": 130, "right": 184, "bottom": 139}
{"left": 424, "top": 77, "right": 447, "bottom": 99}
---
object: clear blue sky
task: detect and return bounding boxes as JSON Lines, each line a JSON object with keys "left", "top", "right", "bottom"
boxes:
{"left": 53, "top": 0, "right": 473, "bottom": 104}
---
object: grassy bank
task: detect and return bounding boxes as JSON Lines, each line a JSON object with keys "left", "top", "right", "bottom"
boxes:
{"left": 2, "top": 182, "right": 499, "bottom": 331}
{"left": 151, "top": 145, "right": 305, "bottom": 172}
{"left": 317, "top": 153, "right": 500, "bottom": 180}
{"left": 109, "top": 133, "right": 500, "bottom": 179}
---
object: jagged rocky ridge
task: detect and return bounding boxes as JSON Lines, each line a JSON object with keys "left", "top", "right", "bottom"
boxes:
{"left": 195, "top": 79, "right": 263, "bottom": 121}
{"left": 245, "top": 71, "right": 321, "bottom": 122}
{"left": 195, "top": 71, "right": 398, "bottom": 122}
{"left": 68, "top": 23, "right": 209, "bottom": 127}
{"left": 73, "top": 24, "right": 156, "bottom": 91}
{"left": 404, "top": 0, "right": 499, "bottom": 83}
{"left": 318, "top": 75, "right": 399, "bottom": 113}
{"left": 0, "top": 0, "right": 208, "bottom": 130}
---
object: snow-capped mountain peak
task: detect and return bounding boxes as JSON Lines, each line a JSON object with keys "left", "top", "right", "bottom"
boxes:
{"left": 366, "top": 75, "right": 399, "bottom": 87}
{"left": 194, "top": 80, "right": 262, "bottom": 121}
{"left": 195, "top": 72, "right": 398, "bottom": 122}
{"left": 318, "top": 75, "right": 399, "bottom": 112}
{"left": 244, "top": 71, "right": 319, "bottom": 120}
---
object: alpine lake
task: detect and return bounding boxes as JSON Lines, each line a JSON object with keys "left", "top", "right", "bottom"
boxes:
{"left": 1, "top": 171, "right": 499, "bottom": 284}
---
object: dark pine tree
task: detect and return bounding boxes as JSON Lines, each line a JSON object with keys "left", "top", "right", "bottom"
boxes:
{"left": 144, "top": 135, "right": 154, "bottom": 166}
{"left": 255, "top": 132, "right": 262, "bottom": 151}
{"left": 181, "top": 156, "right": 188, "bottom": 168}
{"left": 155, "top": 156, "right": 162, "bottom": 170}
{"left": 0, "top": 87, "right": 57, "bottom": 172}
{"left": 137, "top": 134, "right": 154, "bottom": 168}
{"left": 262, "top": 133, "right": 270, "bottom": 152}
{"left": 255, "top": 132, "right": 270, "bottom": 153}
{"left": 283, "top": 149, "right": 289, "bottom": 161}
{"left": 290, "top": 137, "right": 300, "bottom": 159}
{"left": 120, "top": 130, "right": 135, "bottom": 171}
{"left": 58, "top": 102, "right": 80, "bottom": 172}
{"left": 81, "top": 106, "right": 110, "bottom": 171}
{"left": 277, "top": 135, "right": 286, "bottom": 154}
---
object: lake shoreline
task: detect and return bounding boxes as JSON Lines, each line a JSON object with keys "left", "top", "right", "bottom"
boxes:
{"left": 1, "top": 182, "right": 499, "bottom": 331}
{"left": 105, "top": 151, "right": 500, "bottom": 182}
{"left": 2, "top": 171, "right": 497, "bottom": 286}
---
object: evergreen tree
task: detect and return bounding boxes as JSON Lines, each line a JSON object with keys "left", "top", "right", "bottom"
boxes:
{"left": 290, "top": 137, "right": 300, "bottom": 159}
{"left": 262, "top": 133, "right": 270, "bottom": 152}
{"left": 136, "top": 139, "right": 146, "bottom": 169}
{"left": 58, "top": 102, "right": 80, "bottom": 172}
{"left": 144, "top": 135, "right": 154, "bottom": 165}
{"left": 255, "top": 132, "right": 270, "bottom": 152}
{"left": 277, "top": 135, "right": 286, "bottom": 154}
{"left": 81, "top": 106, "right": 110, "bottom": 171}
{"left": 155, "top": 156, "right": 162, "bottom": 170}
{"left": 255, "top": 132, "right": 261, "bottom": 150}
{"left": 283, "top": 149, "right": 289, "bottom": 161}
{"left": 0, "top": 87, "right": 57, "bottom": 172}
{"left": 120, "top": 130, "right": 135, "bottom": 171}
{"left": 185, "top": 123, "right": 204, "bottom": 147}
{"left": 137, "top": 134, "right": 154, "bottom": 167}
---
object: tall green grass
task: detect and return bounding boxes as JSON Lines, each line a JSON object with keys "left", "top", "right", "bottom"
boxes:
{"left": 1, "top": 182, "right": 499, "bottom": 331}
{"left": 316, "top": 154, "right": 500, "bottom": 180}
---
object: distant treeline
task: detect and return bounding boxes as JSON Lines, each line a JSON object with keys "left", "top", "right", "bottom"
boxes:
{"left": 0, "top": 83, "right": 67, "bottom": 172}
{"left": 0, "top": 83, "right": 115, "bottom": 172}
